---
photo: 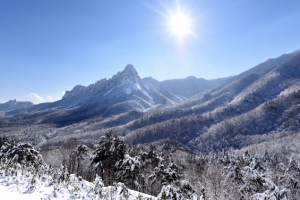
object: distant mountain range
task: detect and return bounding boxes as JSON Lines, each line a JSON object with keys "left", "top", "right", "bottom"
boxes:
{"left": 0, "top": 99, "right": 33, "bottom": 112}
{"left": 1, "top": 50, "right": 300, "bottom": 152}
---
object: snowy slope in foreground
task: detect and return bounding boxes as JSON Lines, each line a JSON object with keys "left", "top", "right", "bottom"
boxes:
{"left": 0, "top": 173, "right": 154, "bottom": 200}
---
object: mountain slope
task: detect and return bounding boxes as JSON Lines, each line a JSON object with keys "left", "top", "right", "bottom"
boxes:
{"left": 239, "top": 49, "right": 300, "bottom": 77}
{"left": 159, "top": 50, "right": 300, "bottom": 99}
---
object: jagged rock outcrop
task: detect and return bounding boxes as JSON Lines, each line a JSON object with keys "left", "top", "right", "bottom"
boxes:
{"left": 0, "top": 99, "right": 33, "bottom": 112}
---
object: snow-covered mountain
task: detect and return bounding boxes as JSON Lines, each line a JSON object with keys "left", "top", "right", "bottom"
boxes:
{"left": 239, "top": 49, "right": 300, "bottom": 77}
{"left": 1, "top": 50, "right": 300, "bottom": 151}
{"left": 157, "top": 50, "right": 300, "bottom": 99}
{"left": 59, "top": 64, "right": 186, "bottom": 117}
{"left": 63, "top": 64, "right": 185, "bottom": 105}
{"left": 64, "top": 65, "right": 149, "bottom": 98}
{"left": 159, "top": 76, "right": 233, "bottom": 98}
{"left": 5, "top": 65, "right": 185, "bottom": 124}
{"left": 0, "top": 99, "right": 33, "bottom": 112}
{"left": 123, "top": 52, "right": 300, "bottom": 151}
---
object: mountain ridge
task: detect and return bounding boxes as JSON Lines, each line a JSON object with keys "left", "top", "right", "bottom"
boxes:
{"left": 0, "top": 99, "right": 33, "bottom": 112}
{"left": 5, "top": 64, "right": 186, "bottom": 124}
{"left": 1, "top": 50, "right": 300, "bottom": 152}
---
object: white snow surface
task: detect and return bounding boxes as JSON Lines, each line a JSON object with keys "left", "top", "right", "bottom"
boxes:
{"left": 0, "top": 173, "right": 155, "bottom": 200}
{"left": 122, "top": 79, "right": 142, "bottom": 95}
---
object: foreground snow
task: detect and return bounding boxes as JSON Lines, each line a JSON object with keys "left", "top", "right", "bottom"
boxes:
{"left": 0, "top": 173, "right": 154, "bottom": 200}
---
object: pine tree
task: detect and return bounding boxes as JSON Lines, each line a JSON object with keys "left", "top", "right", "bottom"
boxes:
{"left": 150, "top": 158, "right": 194, "bottom": 198}
{"left": 116, "top": 154, "right": 140, "bottom": 190}
{"left": 281, "top": 157, "right": 300, "bottom": 199}
{"left": 75, "top": 144, "right": 88, "bottom": 176}
{"left": 150, "top": 160, "right": 181, "bottom": 186}
{"left": 0, "top": 136, "right": 17, "bottom": 159}
{"left": 5, "top": 143, "right": 42, "bottom": 167}
{"left": 157, "top": 184, "right": 184, "bottom": 200}
{"left": 91, "top": 131, "right": 127, "bottom": 185}
{"left": 139, "top": 146, "right": 161, "bottom": 194}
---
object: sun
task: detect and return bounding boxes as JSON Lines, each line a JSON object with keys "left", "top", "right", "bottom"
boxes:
{"left": 170, "top": 12, "right": 191, "bottom": 37}
{"left": 142, "top": 1, "right": 196, "bottom": 41}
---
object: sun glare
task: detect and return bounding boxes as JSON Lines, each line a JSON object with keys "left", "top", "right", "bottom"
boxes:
{"left": 142, "top": 1, "right": 197, "bottom": 42}
{"left": 170, "top": 13, "right": 191, "bottom": 37}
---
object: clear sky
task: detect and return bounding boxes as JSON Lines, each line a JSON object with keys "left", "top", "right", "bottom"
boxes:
{"left": 1, "top": 0, "right": 300, "bottom": 103}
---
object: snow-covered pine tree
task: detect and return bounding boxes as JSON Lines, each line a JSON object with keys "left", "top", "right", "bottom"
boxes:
{"left": 5, "top": 143, "right": 42, "bottom": 167}
{"left": 222, "top": 159, "right": 244, "bottom": 199}
{"left": 157, "top": 184, "right": 184, "bottom": 200}
{"left": 150, "top": 159, "right": 195, "bottom": 198}
{"left": 57, "top": 161, "right": 70, "bottom": 184}
{"left": 149, "top": 155, "right": 166, "bottom": 194}
{"left": 280, "top": 157, "right": 300, "bottom": 199}
{"left": 253, "top": 178, "right": 287, "bottom": 200}
{"left": 115, "top": 153, "right": 140, "bottom": 190}
{"left": 138, "top": 145, "right": 162, "bottom": 194}
{"left": 0, "top": 136, "right": 17, "bottom": 159}
{"left": 75, "top": 144, "right": 88, "bottom": 176}
{"left": 180, "top": 180, "right": 195, "bottom": 199}
{"left": 91, "top": 131, "right": 127, "bottom": 185}
{"left": 162, "top": 161, "right": 181, "bottom": 185}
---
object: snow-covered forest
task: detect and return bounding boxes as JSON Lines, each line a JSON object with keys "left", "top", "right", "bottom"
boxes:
{"left": 1, "top": 55, "right": 300, "bottom": 199}
{"left": 0, "top": 131, "right": 299, "bottom": 199}
{"left": 1, "top": 0, "right": 300, "bottom": 198}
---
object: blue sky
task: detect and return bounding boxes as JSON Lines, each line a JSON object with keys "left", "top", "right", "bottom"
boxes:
{"left": 1, "top": 0, "right": 300, "bottom": 103}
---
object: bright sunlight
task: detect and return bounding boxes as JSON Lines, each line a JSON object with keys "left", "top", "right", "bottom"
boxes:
{"left": 170, "top": 13, "right": 191, "bottom": 37}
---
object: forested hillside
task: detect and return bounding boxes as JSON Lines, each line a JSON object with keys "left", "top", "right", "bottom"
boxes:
{"left": 1, "top": 131, "right": 299, "bottom": 199}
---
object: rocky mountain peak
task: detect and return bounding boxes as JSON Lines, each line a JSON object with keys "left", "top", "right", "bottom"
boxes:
{"left": 119, "top": 64, "right": 139, "bottom": 79}
{"left": 63, "top": 64, "right": 143, "bottom": 99}
{"left": 124, "top": 64, "right": 136, "bottom": 72}
{"left": 8, "top": 99, "right": 17, "bottom": 104}
{"left": 107, "top": 64, "right": 142, "bottom": 89}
